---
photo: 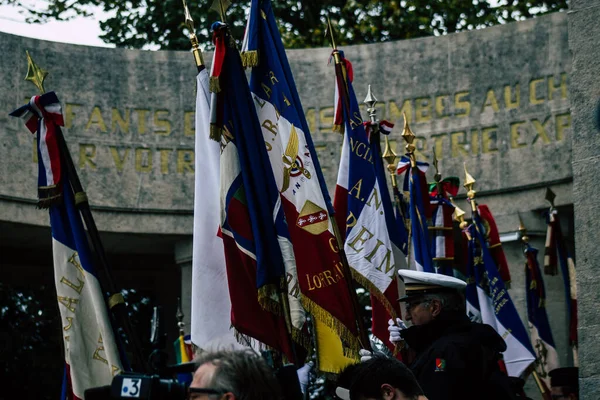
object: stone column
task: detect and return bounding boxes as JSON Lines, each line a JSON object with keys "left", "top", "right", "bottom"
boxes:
{"left": 567, "top": 1, "right": 600, "bottom": 397}
{"left": 175, "top": 238, "right": 193, "bottom": 332}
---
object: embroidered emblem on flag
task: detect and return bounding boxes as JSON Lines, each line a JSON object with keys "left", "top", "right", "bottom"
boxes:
{"left": 435, "top": 358, "right": 446, "bottom": 372}
{"left": 297, "top": 201, "right": 329, "bottom": 235}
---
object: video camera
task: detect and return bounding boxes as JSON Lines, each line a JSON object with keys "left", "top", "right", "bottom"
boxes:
{"left": 85, "top": 306, "right": 194, "bottom": 400}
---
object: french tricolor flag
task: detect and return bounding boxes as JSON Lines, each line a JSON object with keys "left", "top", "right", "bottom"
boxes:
{"left": 12, "top": 93, "right": 124, "bottom": 399}
{"left": 10, "top": 92, "right": 64, "bottom": 207}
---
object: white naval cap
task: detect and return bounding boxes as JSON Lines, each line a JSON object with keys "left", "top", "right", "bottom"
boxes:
{"left": 397, "top": 269, "right": 467, "bottom": 302}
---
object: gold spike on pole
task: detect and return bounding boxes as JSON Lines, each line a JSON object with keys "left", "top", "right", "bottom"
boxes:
{"left": 463, "top": 163, "right": 477, "bottom": 213}
{"left": 518, "top": 214, "right": 529, "bottom": 245}
{"left": 401, "top": 113, "right": 417, "bottom": 168}
{"left": 25, "top": 51, "right": 48, "bottom": 94}
{"left": 545, "top": 187, "right": 556, "bottom": 211}
{"left": 210, "top": 0, "right": 231, "bottom": 23}
{"left": 182, "top": 0, "right": 204, "bottom": 69}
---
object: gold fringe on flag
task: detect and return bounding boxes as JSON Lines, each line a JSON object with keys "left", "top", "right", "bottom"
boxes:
{"left": 209, "top": 76, "right": 221, "bottom": 93}
{"left": 332, "top": 124, "right": 344, "bottom": 134}
{"left": 350, "top": 270, "right": 399, "bottom": 321}
{"left": 241, "top": 50, "right": 259, "bottom": 68}
{"left": 300, "top": 296, "right": 360, "bottom": 358}
{"left": 258, "top": 283, "right": 283, "bottom": 316}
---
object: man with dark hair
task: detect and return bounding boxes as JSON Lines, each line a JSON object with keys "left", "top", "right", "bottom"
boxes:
{"left": 385, "top": 270, "right": 515, "bottom": 400}
{"left": 336, "top": 356, "right": 426, "bottom": 400}
{"left": 189, "top": 349, "right": 282, "bottom": 400}
{"left": 549, "top": 367, "right": 578, "bottom": 400}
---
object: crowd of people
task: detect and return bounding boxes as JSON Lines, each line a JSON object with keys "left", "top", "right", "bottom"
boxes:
{"left": 182, "top": 270, "right": 578, "bottom": 400}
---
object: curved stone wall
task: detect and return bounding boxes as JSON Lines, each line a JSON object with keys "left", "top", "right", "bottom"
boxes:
{"left": 0, "top": 12, "right": 570, "bottom": 235}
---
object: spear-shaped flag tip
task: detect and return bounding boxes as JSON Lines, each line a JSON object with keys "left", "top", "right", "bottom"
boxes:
{"left": 25, "top": 50, "right": 48, "bottom": 94}
{"left": 210, "top": 0, "right": 231, "bottom": 22}
{"left": 545, "top": 187, "right": 556, "bottom": 208}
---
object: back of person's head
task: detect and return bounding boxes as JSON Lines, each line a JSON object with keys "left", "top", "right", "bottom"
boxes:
{"left": 348, "top": 355, "right": 425, "bottom": 400}
{"left": 194, "top": 349, "right": 282, "bottom": 400}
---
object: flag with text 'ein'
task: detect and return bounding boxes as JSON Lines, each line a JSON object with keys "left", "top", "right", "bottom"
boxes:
{"left": 242, "top": 0, "right": 361, "bottom": 369}
{"left": 11, "top": 93, "right": 124, "bottom": 400}
{"left": 332, "top": 50, "right": 405, "bottom": 353}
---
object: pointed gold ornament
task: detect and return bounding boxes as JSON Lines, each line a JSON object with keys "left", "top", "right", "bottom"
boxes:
{"left": 463, "top": 163, "right": 477, "bottom": 212}
{"left": 518, "top": 214, "right": 529, "bottom": 244}
{"left": 210, "top": 0, "right": 231, "bottom": 23}
{"left": 401, "top": 113, "right": 417, "bottom": 167}
{"left": 182, "top": 0, "right": 204, "bottom": 68}
{"left": 25, "top": 50, "right": 48, "bottom": 94}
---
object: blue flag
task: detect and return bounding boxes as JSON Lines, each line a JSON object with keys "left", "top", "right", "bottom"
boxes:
{"left": 524, "top": 244, "right": 559, "bottom": 385}
{"left": 471, "top": 216, "right": 536, "bottom": 377}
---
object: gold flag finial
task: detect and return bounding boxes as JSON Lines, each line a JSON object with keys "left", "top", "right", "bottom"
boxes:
{"left": 453, "top": 203, "right": 469, "bottom": 230}
{"left": 326, "top": 15, "right": 337, "bottom": 51}
{"left": 401, "top": 113, "right": 417, "bottom": 167}
{"left": 182, "top": 0, "right": 204, "bottom": 68}
{"left": 210, "top": 0, "right": 231, "bottom": 23}
{"left": 463, "top": 163, "right": 477, "bottom": 212}
{"left": 518, "top": 214, "right": 529, "bottom": 244}
{"left": 545, "top": 187, "right": 556, "bottom": 210}
{"left": 25, "top": 50, "right": 48, "bottom": 94}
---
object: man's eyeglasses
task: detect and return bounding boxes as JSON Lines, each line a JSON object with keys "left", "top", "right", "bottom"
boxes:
{"left": 188, "top": 387, "right": 228, "bottom": 399}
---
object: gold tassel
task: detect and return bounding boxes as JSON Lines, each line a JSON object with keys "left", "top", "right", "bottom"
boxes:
{"left": 258, "top": 284, "right": 283, "bottom": 315}
{"left": 241, "top": 50, "right": 259, "bottom": 68}
{"left": 209, "top": 76, "right": 221, "bottom": 93}
{"left": 210, "top": 125, "right": 223, "bottom": 142}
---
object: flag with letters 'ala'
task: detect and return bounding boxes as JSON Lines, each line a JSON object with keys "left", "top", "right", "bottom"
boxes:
{"left": 242, "top": 0, "right": 361, "bottom": 371}
{"left": 11, "top": 93, "right": 124, "bottom": 399}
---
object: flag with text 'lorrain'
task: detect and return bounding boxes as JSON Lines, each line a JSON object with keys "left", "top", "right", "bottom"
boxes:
{"left": 397, "top": 156, "right": 434, "bottom": 273}
{"left": 331, "top": 50, "right": 405, "bottom": 354}
{"left": 212, "top": 23, "right": 295, "bottom": 361}
{"left": 242, "top": 0, "right": 362, "bottom": 369}
{"left": 524, "top": 244, "right": 559, "bottom": 387}
{"left": 470, "top": 218, "right": 536, "bottom": 377}
{"left": 11, "top": 94, "right": 124, "bottom": 400}
{"left": 191, "top": 68, "right": 242, "bottom": 351}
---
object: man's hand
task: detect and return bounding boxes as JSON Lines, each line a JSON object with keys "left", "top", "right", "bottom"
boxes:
{"left": 388, "top": 318, "right": 407, "bottom": 344}
{"left": 359, "top": 349, "right": 372, "bottom": 362}
{"left": 296, "top": 361, "right": 313, "bottom": 394}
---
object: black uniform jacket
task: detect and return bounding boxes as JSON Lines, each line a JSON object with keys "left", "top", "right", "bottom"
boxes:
{"left": 400, "top": 311, "right": 516, "bottom": 400}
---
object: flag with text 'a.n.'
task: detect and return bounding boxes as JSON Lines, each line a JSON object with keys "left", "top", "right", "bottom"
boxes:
{"left": 11, "top": 94, "right": 124, "bottom": 400}
{"left": 212, "top": 22, "right": 296, "bottom": 362}
{"left": 524, "top": 244, "right": 560, "bottom": 387}
{"left": 331, "top": 50, "right": 405, "bottom": 354}
{"left": 242, "top": 0, "right": 360, "bottom": 367}
{"left": 471, "top": 219, "right": 536, "bottom": 378}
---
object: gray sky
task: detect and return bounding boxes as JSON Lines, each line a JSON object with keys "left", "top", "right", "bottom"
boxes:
{"left": 0, "top": 0, "right": 506, "bottom": 48}
{"left": 0, "top": 2, "right": 112, "bottom": 47}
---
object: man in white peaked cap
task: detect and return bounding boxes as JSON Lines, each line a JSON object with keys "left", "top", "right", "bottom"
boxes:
{"left": 383, "top": 270, "right": 516, "bottom": 400}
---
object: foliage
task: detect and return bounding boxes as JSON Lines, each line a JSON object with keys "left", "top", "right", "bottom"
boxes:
{"left": 2, "top": 0, "right": 569, "bottom": 50}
